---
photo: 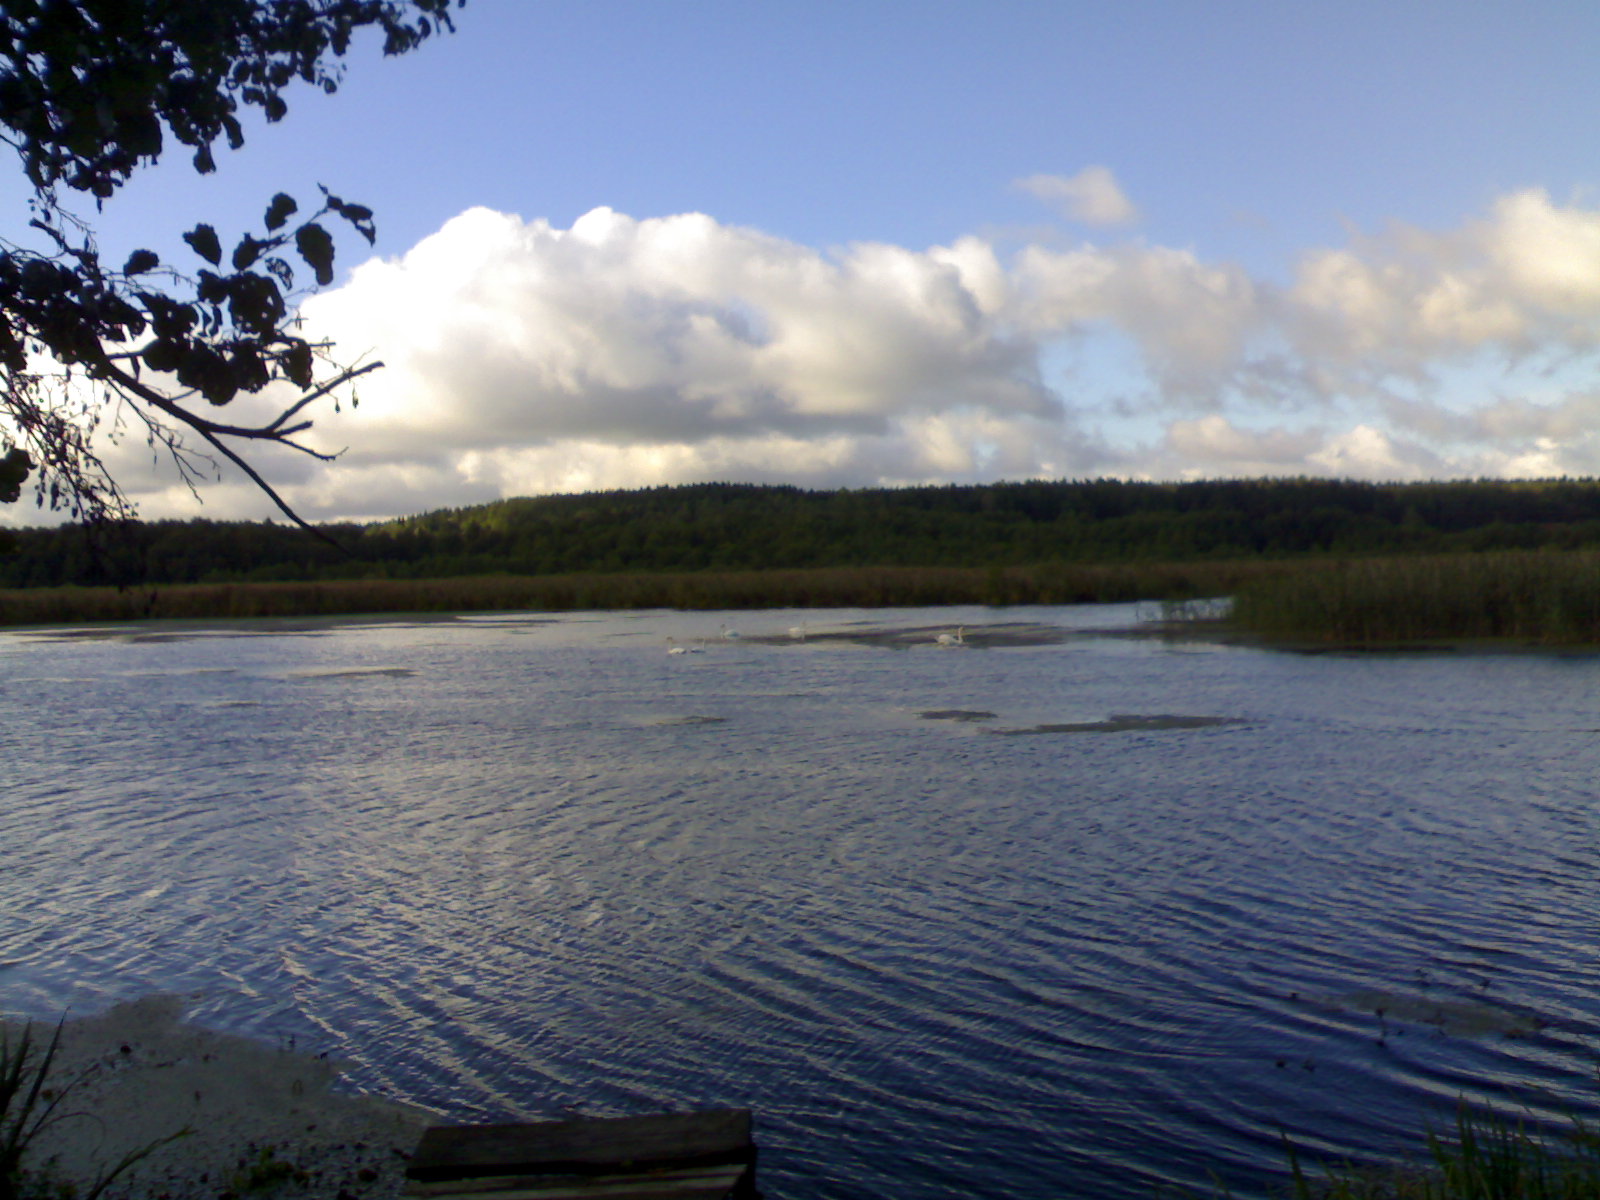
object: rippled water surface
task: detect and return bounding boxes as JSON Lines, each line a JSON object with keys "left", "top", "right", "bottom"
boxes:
{"left": 4, "top": 605, "right": 1600, "bottom": 1198}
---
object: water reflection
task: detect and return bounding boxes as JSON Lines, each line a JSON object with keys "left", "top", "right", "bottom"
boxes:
{"left": 3, "top": 605, "right": 1599, "bottom": 1199}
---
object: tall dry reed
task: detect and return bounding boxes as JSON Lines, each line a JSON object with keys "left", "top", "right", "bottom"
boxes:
{"left": 1230, "top": 552, "right": 1600, "bottom": 645}
{"left": 0, "top": 561, "right": 1280, "bottom": 626}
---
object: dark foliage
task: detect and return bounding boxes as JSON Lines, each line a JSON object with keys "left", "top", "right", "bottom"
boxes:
{"left": 0, "top": 0, "right": 460, "bottom": 527}
{"left": 8, "top": 477, "right": 1600, "bottom": 588}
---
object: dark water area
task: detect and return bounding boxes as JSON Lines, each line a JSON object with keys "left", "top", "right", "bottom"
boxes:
{"left": 3, "top": 604, "right": 1599, "bottom": 1198}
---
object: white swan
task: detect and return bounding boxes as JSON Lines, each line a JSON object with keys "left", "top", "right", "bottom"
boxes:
{"left": 720, "top": 624, "right": 741, "bottom": 640}
{"left": 936, "top": 626, "right": 966, "bottom": 647}
{"left": 667, "top": 638, "right": 689, "bottom": 655}
{"left": 788, "top": 622, "right": 808, "bottom": 641}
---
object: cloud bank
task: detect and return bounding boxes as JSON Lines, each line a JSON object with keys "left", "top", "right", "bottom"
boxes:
{"left": 75, "top": 182, "right": 1600, "bottom": 523}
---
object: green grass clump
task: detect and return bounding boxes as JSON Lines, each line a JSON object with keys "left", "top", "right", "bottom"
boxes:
{"left": 1284, "top": 1106, "right": 1600, "bottom": 1199}
{"left": 225, "top": 1145, "right": 308, "bottom": 1194}
{"left": 0, "top": 1023, "right": 62, "bottom": 1200}
{"left": 0, "top": 1021, "right": 186, "bottom": 1200}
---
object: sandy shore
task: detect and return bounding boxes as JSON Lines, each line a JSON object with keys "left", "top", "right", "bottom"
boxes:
{"left": 4, "top": 996, "right": 438, "bottom": 1200}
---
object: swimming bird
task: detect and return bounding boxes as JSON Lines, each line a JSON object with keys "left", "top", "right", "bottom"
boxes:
{"left": 936, "top": 626, "right": 966, "bottom": 647}
{"left": 720, "top": 624, "right": 741, "bottom": 640}
{"left": 788, "top": 622, "right": 808, "bottom": 641}
{"left": 667, "top": 638, "right": 689, "bottom": 655}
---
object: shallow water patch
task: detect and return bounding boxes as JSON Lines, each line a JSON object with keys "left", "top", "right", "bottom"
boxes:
{"left": 289, "top": 667, "right": 417, "bottom": 680}
{"left": 1313, "top": 989, "right": 1547, "bottom": 1038}
{"left": 990, "top": 713, "right": 1248, "bottom": 735}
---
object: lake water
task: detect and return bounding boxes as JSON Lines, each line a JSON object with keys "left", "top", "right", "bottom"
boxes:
{"left": 3, "top": 604, "right": 1599, "bottom": 1198}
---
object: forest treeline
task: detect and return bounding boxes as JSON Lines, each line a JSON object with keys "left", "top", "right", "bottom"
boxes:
{"left": 7, "top": 476, "right": 1600, "bottom": 588}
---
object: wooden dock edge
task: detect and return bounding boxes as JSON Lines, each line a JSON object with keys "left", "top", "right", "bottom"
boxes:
{"left": 403, "top": 1109, "right": 759, "bottom": 1200}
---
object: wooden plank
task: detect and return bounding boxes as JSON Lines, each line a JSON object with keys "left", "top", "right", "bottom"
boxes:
{"left": 413, "top": 1186, "right": 738, "bottom": 1200}
{"left": 404, "top": 1163, "right": 748, "bottom": 1199}
{"left": 405, "top": 1164, "right": 747, "bottom": 1197}
{"left": 407, "top": 1110, "right": 755, "bottom": 1182}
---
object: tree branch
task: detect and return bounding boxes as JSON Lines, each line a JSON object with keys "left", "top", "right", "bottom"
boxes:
{"left": 266, "top": 359, "right": 382, "bottom": 431}
{"left": 97, "top": 359, "right": 359, "bottom": 449}
{"left": 190, "top": 422, "right": 342, "bottom": 548}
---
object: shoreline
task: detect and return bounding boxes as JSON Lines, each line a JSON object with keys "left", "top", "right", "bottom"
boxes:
{"left": 0, "top": 560, "right": 1277, "bottom": 627}
{"left": 5, "top": 996, "right": 436, "bottom": 1200}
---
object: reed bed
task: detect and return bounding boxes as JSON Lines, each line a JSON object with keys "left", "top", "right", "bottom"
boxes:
{"left": 1230, "top": 551, "right": 1600, "bottom": 645}
{"left": 10, "top": 553, "right": 1600, "bottom": 644}
{"left": 0, "top": 560, "right": 1282, "bottom": 626}
{"left": 1280, "top": 1106, "right": 1600, "bottom": 1199}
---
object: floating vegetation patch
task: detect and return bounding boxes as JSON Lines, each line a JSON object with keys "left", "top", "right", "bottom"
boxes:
{"left": 127, "top": 625, "right": 341, "bottom": 642}
{"left": 23, "top": 626, "right": 339, "bottom": 644}
{"left": 918, "top": 710, "right": 998, "bottom": 723}
{"left": 291, "top": 667, "right": 417, "bottom": 680}
{"left": 741, "top": 622, "right": 1076, "bottom": 649}
{"left": 452, "top": 615, "right": 560, "bottom": 628}
{"left": 1314, "top": 988, "right": 1548, "bottom": 1038}
{"left": 126, "top": 631, "right": 231, "bottom": 644}
{"left": 645, "top": 714, "right": 728, "bottom": 727}
{"left": 17, "top": 627, "right": 149, "bottom": 642}
{"left": 128, "top": 667, "right": 238, "bottom": 677}
{"left": 991, "top": 713, "right": 1248, "bottom": 735}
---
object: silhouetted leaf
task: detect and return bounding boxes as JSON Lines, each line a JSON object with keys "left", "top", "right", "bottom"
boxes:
{"left": 264, "top": 193, "right": 298, "bottom": 231}
{"left": 19, "top": 260, "right": 68, "bottom": 298}
{"left": 177, "top": 344, "right": 237, "bottom": 406}
{"left": 0, "top": 447, "right": 30, "bottom": 504}
{"left": 183, "top": 224, "right": 222, "bottom": 266}
{"left": 295, "top": 223, "right": 335, "bottom": 286}
{"left": 140, "top": 294, "right": 198, "bottom": 339}
{"left": 282, "top": 340, "right": 314, "bottom": 389}
{"left": 227, "top": 273, "right": 286, "bottom": 339}
{"left": 0, "top": 321, "right": 25, "bottom": 372}
{"left": 122, "top": 249, "right": 159, "bottom": 275}
{"left": 229, "top": 346, "right": 270, "bottom": 393}
{"left": 232, "top": 235, "right": 263, "bottom": 271}
{"left": 141, "top": 338, "right": 183, "bottom": 373}
{"left": 331, "top": 199, "right": 376, "bottom": 245}
{"left": 196, "top": 271, "right": 229, "bottom": 305}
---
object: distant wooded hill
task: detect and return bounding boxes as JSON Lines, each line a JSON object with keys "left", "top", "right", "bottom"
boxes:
{"left": 7, "top": 477, "right": 1600, "bottom": 588}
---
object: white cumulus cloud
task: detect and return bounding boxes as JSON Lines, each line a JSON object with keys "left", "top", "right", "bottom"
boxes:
{"left": 262, "top": 205, "right": 1075, "bottom": 518}
{"left": 1286, "top": 188, "right": 1600, "bottom": 385}
{"left": 34, "top": 185, "right": 1600, "bottom": 527}
{"left": 1015, "top": 167, "right": 1141, "bottom": 227}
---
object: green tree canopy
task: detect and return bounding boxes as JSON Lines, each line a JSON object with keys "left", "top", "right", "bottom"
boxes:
{"left": 0, "top": 0, "right": 460, "bottom": 528}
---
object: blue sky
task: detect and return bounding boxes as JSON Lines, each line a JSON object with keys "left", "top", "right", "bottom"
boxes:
{"left": 14, "top": 0, "right": 1600, "bottom": 522}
